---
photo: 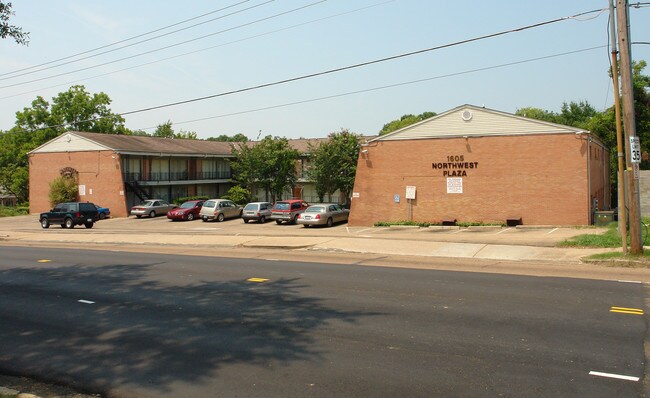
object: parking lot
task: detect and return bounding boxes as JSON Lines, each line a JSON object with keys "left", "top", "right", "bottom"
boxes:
{"left": 1, "top": 213, "right": 607, "bottom": 247}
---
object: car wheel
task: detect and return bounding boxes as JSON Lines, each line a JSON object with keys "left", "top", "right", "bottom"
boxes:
{"left": 149, "top": 210, "right": 156, "bottom": 218}
{"left": 40, "top": 218, "right": 50, "bottom": 229}
{"left": 327, "top": 217, "right": 333, "bottom": 227}
{"left": 136, "top": 215, "right": 141, "bottom": 218}
{"left": 243, "top": 219, "right": 249, "bottom": 223}
{"left": 202, "top": 217, "right": 208, "bottom": 222}
{"left": 84, "top": 222, "right": 94, "bottom": 229}
{"left": 303, "top": 224, "right": 310, "bottom": 228}
{"left": 99, "top": 213, "right": 106, "bottom": 220}
{"left": 275, "top": 220, "right": 282, "bottom": 225}
{"left": 260, "top": 216, "right": 266, "bottom": 223}
{"left": 290, "top": 216, "right": 297, "bottom": 225}
{"left": 187, "top": 213, "right": 194, "bottom": 221}
{"left": 64, "top": 218, "right": 74, "bottom": 229}
{"left": 217, "top": 213, "right": 225, "bottom": 222}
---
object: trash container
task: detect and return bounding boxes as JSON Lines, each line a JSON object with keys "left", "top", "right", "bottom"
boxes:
{"left": 594, "top": 210, "right": 615, "bottom": 226}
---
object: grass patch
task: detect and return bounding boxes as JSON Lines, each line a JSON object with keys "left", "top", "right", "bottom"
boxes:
{"left": 374, "top": 220, "right": 431, "bottom": 227}
{"left": 0, "top": 206, "right": 28, "bottom": 217}
{"left": 559, "top": 219, "right": 650, "bottom": 248}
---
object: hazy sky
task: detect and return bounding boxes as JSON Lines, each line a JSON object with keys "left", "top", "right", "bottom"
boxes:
{"left": 1, "top": 1, "right": 649, "bottom": 139}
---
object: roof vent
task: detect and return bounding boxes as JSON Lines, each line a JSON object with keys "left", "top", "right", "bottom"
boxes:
{"left": 461, "top": 110, "right": 473, "bottom": 121}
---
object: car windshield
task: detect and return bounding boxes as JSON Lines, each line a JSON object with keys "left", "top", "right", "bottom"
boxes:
{"left": 274, "top": 202, "right": 290, "bottom": 210}
{"left": 244, "top": 204, "right": 258, "bottom": 211}
{"left": 306, "top": 206, "right": 325, "bottom": 213}
{"left": 141, "top": 200, "right": 155, "bottom": 207}
{"left": 180, "top": 202, "right": 196, "bottom": 209}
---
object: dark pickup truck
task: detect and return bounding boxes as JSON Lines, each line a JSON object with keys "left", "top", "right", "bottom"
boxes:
{"left": 39, "top": 202, "right": 99, "bottom": 229}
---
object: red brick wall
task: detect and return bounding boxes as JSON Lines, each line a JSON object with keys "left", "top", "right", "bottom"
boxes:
{"left": 349, "top": 134, "right": 597, "bottom": 226}
{"left": 29, "top": 151, "right": 129, "bottom": 217}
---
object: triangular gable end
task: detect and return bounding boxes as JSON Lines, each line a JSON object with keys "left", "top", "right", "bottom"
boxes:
{"left": 29, "top": 132, "right": 113, "bottom": 154}
{"left": 373, "top": 104, "right": 586, "bottom": 141}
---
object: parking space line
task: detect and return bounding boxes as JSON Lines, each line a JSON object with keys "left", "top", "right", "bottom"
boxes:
{"left": 547, "top": 228, "right": 559, "bottom": 234}
{"left": 618, "top": 280, "right": 643, "bottom": 284}
{"left": 496, "top": 228, "right": 511, "bottom": 234}
{"left": 589, "top": 371, "right": 639, "bottom": 382}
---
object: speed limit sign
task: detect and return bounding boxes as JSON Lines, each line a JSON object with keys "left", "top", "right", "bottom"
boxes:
{"left": 630, "top": 137, "right": 641, "bottom": 164}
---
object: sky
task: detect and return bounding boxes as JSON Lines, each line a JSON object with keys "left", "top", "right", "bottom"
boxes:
{"left": 1, "top": 0, "right": 649, "bottom": 140}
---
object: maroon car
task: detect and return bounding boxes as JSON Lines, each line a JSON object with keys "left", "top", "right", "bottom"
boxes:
{"left": 166, "top": 200, "right": 204, "bottom": 221}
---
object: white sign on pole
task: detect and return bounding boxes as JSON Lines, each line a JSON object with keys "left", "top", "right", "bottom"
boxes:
{"left": 446, "top": 178, "right": 463, "bottom": 194}
{"left": 633, "top": 163, "right": 640, "bottom": 180}
{"left": 405, "top": 185, "right": 416, "bottom": 200}
{"left": 630, "top": 136, "right": 641, "bottom": 164}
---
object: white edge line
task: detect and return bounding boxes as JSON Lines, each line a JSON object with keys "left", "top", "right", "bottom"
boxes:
{"left": 547, "top": 227, "right": 559, "bottom": 234}
{"left": 78, "top": 299, "right": 95, "bottom": 304}
{"left": 589, "top": 371, "right": 639, "bottom": 381}
{"left": 618, "top": 280, "right": 643, "bottom": 284}
{"left": 496, "top": 227, "right": 511, "bottom": 234}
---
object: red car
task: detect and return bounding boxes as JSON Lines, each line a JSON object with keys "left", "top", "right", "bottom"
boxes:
{"left": 166, "top": 200, "right": 204, "bottom": 221}
{"left": 270, "top": 199, "right": 310, "bottom": 224}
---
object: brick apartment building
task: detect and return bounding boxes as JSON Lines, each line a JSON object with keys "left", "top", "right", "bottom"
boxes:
{"left": 28, "top": 132, "right": 332, "bottom": 217}
{"left": 348, "top": 105, "right": 610, "bottom": 226}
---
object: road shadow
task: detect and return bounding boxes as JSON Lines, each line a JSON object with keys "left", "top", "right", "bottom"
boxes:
{"left": 0, "top": 251, "right": 380, "bottom": 395}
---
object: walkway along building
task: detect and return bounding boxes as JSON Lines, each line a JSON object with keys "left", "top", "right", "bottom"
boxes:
{"left": 28, "top": 132, "right": 334, "bottom": 217}
{"left": 348, "top": 105, "right": 610, "bottom": 227}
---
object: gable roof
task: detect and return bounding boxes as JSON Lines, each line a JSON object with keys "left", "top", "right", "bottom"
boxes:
{"left": 372, "top": 104, "right": 589, "bottom": 142}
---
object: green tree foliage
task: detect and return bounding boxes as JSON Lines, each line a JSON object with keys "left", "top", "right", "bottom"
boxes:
{"left": 515, "top": 101, "right": 598, "bottom": 128}
{"left": 230, "top": 136, "right": 299, "bottom": 202}
{"left": 206, "top": 133, "right": 248, "bottom": 142}
{"left": 153, "top": 120, "right": 198, "bottom": 139}
{"left": 308, "top": 129, "right": 361, "bottom": 204}
{"left": 0, "top": 1, "right": 29, "bottom": 45}
{"left": 48, "top": 176, "right": 78, "bottom": 207}
{"left": 222, "top": 185, "right": 251, "bottom": 205}
{"left": 0, "top": 85, "right": 126, "bottom": 202}
{"left": 379, "top": 112, "right": 436, "bottom": 135}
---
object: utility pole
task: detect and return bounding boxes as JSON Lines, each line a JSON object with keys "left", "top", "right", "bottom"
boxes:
{"left": 610, "top": 0, "right": 627, "bottom": 254}
{"left": 616, "top": 0, "right": 643, "bottom": 254}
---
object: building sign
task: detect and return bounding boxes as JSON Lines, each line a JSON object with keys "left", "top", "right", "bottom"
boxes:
{"left": 79, "top": 184, "right": 86, "bottom": 196}
{"left": 447, "top": 178, "right": 463, "bottom": 194}
{"left": 405, "top": 185, "right": 416, "bottom": 200}
{"left": 432, "top": 155, "right": 478, "bottom": 177}
{"left": 352, "top": 192, "right": 360, "bottom": 198}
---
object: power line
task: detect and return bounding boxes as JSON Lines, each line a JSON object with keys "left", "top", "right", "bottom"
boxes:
{"left": 135, "top": 46, "right": 608, "bottom": 131}
{"left": 0, "top": 1, "right": 256, "bottom": 78}
{"left": 0, "top": 0, "right": 277, "bottom": 83}
{"left": 8, "top": 7, "right": 608, "bottom": 134}
{"left": 0, "top": 1, "right": 395, "bottom": 101}
{"left": 0, "top": 0, "right": 326, "bottom": 90}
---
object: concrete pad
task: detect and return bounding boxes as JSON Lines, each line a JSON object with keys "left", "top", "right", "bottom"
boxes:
{"left": 240, "top": 236, "right": 332, "bottom": 249}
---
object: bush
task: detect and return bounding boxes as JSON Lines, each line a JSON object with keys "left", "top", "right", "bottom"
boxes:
{"left": 0, "top": 206, "right": 29, "bottom": 217}
{"left": 221, "top": 186, "right": 250, "bottom": 205}
{"left": 48, "top": 176, "right": 78, "bottom": 207}
{"left": 173, "top": 196, "right": 209, "bottom": 205}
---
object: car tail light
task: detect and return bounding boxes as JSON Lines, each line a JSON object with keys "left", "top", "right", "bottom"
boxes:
{"left": 256, "top": 212, "right": 260, "bottom": 216}
{"left": 297, "top": 214, "right": 301, "bottom": 219}
{"left": 315, "top": 214, "right": 320, "bottom": 220}
{"left": 76, "top": 212, "right": 81, "bottom": 217}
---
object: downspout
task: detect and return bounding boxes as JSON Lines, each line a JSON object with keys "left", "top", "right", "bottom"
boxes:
{"left": 587, "top": 135, "right": 592, "bottom": 224}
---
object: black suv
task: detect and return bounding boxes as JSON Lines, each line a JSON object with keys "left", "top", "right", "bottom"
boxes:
{"left": 40, "top": 202, "right": 100, "bottom": 229}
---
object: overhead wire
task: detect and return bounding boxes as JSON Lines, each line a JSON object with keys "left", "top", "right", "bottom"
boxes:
{"left": 134, "top": 45, "right": 608, "bottom": 131}
{"left": 0, "top": 0, "right": 395, "bottom": 101}
{"left": 0, "top": 0, "right": 327, "bottom": 89}
{"left": 8, "top": 7, "right": 610, "bottom": 133}
{"left": 0, "top": 0, "right": 254, "bottom": 78}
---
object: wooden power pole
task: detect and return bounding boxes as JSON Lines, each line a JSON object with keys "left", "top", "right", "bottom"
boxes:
{"left": 610, "top": 0, "right": 627, "bottom": 254}
{"left": 616, "top": 0, "right": 643, "bottom": 254}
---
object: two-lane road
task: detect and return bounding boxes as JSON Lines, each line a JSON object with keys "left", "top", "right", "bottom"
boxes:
{"left": 0, "top": 246, "right": 646, "bottom": 397}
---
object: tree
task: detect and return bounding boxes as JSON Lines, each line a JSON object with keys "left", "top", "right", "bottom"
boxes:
{"left": 0, "top": 85, "right": 127, "bottom": 202}
{"left": 153, "top": 120, "right": 198, "bottom": 139}
{"left": 222, "top": 185, "right": 250, "bottom": 205}
{"left": 308, "top": 129, "right": 361, "bottom": 205}
{"left": 230, "top": 136, "right": 299, "bottom": 202}
{"left": 379, "top": 112, "right": 436, "bottom": 135}
{"left": 0, "top": 2, "right": 29, "bottom": 45}
{"left": 514, "top": 107, "right": 559, "bottom": 123}
{"left": 48, "top": 175, "right": 78, "bottom": 207}
{"left": 206, "top": 133, "right": 248, "bottom": 142}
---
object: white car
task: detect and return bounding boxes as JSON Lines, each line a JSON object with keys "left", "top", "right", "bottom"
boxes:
{"left": 242, "top": 202, "right": 273, "bottom": 223}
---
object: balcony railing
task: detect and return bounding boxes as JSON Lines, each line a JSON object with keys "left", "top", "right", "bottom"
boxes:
{"left": 124, "top": 171, "right": 231, "bottom": 182}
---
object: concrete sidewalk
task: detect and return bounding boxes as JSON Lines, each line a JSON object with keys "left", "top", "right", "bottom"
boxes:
{"left": 1, "top": 230, "right": 612, "bottom": 263}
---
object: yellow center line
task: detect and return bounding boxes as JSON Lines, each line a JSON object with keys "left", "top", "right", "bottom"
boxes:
{"left": 610, "top": 306, "right": 644, "bottom": 315}
{"left": 37, "top": 259, "right": 51, "bottom": 263}
{"left": 247, "top": 277, "right": 269, "bottom": 283}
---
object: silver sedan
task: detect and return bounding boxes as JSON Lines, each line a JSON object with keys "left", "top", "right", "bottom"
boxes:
{"left": 296, "top": 204, "right": 349, "bottom": 227}
{"left": 130, "top": 199, "right": 177, "bottom": 218}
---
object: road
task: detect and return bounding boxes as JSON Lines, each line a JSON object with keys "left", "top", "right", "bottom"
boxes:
{"left": 0, "top": 246, "right": 646, "bottom": 397}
